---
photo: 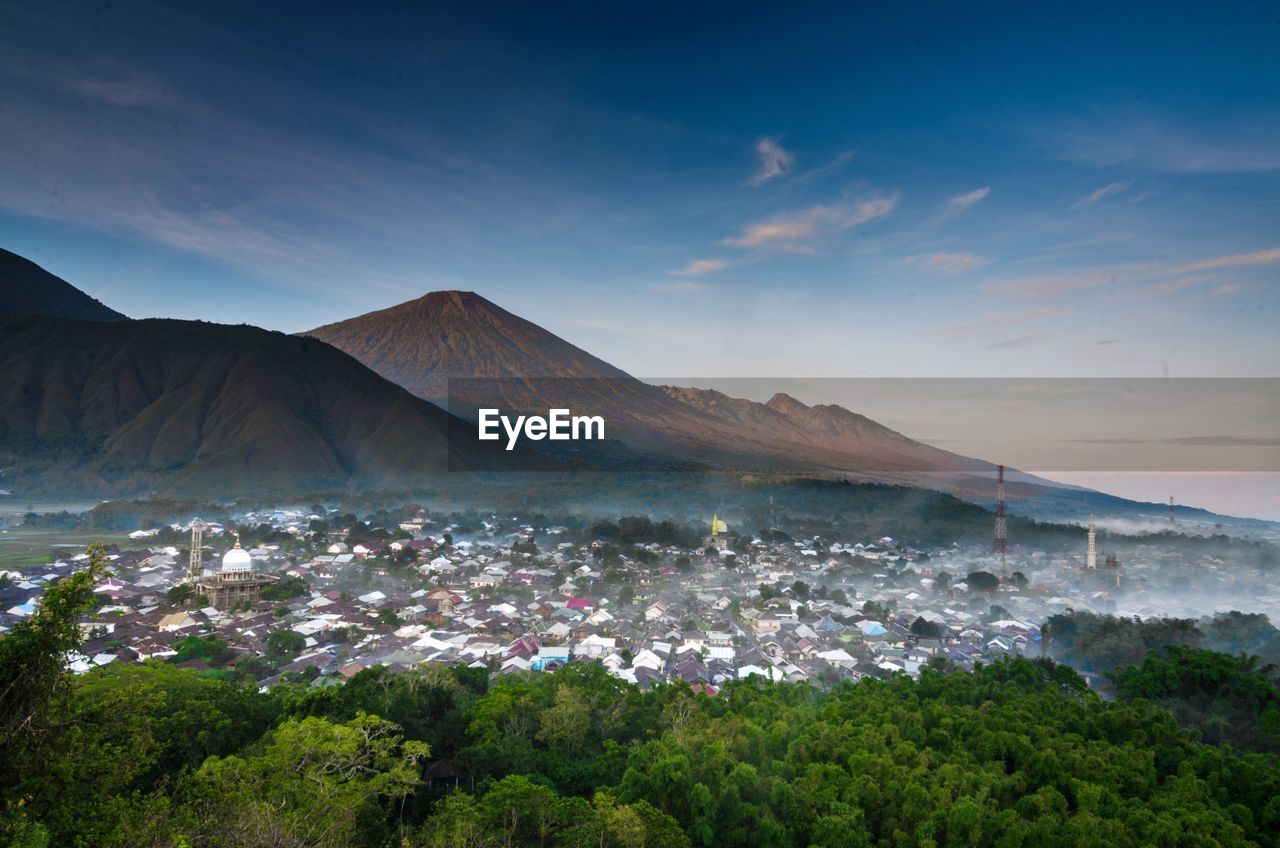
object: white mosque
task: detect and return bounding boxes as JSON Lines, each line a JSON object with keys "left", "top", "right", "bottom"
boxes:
{"left": 186, "top": 524, "right": 276, "bottom": 609}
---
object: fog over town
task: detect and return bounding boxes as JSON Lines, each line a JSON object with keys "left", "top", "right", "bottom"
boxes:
{"left": 7, "top": 488, "right": 1277, "bottom": 692}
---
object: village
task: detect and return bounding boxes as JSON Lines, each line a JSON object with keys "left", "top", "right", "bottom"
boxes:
{"left": 2, "top": 503, "right": 1276, "bottom": 694}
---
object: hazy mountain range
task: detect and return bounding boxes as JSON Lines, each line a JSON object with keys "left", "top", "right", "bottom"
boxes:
{"left": 304, "top": 291, "right": 995, "bottom": 480}
{"left": 0, "top": 248, "right": 1241, "bottom": 525}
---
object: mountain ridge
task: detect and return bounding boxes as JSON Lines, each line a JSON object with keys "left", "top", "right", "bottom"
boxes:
{"left": 0, "top": 315, "right": 551, "bottom": 495}
{"left": 0, "top": 253, "right": 1261, "bottom": 526}
{"left": 305, "top": 291, "right": 1002, "bottom": 480}
{"left": 658, "top": 384, "right": 990, "bottom": 473}
{"left": 0, "top": 248, "right": 128, "bottom": 322}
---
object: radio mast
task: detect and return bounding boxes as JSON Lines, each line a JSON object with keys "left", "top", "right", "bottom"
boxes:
{"left": 995, "top": 465, "right": 1008, "bottom": 579}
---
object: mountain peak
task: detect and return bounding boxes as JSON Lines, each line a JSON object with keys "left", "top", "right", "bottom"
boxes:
{"left": 304, "top": 290, "right": 630, "bottom": 399}
{"left": 414, "top": 289, "right": 489, "bottom": 307}
{"left": 765, "top": 392, "right": 810, "bottom": 416}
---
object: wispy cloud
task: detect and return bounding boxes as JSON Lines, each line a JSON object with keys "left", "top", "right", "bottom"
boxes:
{"left": 941, "top": 305, "right": 1070, "bottom": 339}
{"left": 914, "top": 252, "right": 989, "bottom": 274}
{"left": 75, "top": 74, "right": 172, "bottom": 107}
{"left": 721, "top": 192, "right": 899, "bottom": 249}
{"left": 787, "top": 148, "right": 857, "bottom": 186}
{"left": 985, "top": 269, "right": 1121, "bottom": 300}
{"left": 13, "top": 56, "right": 180, "bottom": 108}
{"left": 750, "top": 137, "right": 793, "bottom": 185}
{"left": 981, "top": 332, "right": 1042, "bottom": 350}
{"left": 0, "top": 52, "right": 589, "bottom": 306}
{"left": 670, "top": 258, "right": 729, "bottom": 276}
{"left": 1133, "top": 275, "right": 1217, "bottom": 297}
{"left": 944, "top": 187, "right": 990, "bottom": 217}
{"left": 1072, "top": 180, "right": 1131, "bottom": 208}
{"left": 986, "top": 246, "right": 1280, "bottom": 300}
{"left": 1208, "top": 283, "right": 1243, "bottom": 297}
{"left": 1050, "top": 114, "right": 1280, "bottom": 174}
{"left": 1069, "top": 435, "right": 1280, "bottom": 447}
{"left": 1169, "top": 246, "right": 1280, "bottom": 275}
{"left": 651, "top": 280, "right": 710, "bottom": 295}
{"left": 1164, "top": 436, "right": 1280, "bottom": 447}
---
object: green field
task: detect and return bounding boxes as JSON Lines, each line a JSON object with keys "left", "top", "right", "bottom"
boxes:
{"left": 0, "top": 527, "right": 132, "bottom": 571}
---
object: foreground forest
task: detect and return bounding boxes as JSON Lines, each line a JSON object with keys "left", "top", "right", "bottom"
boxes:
{"left": 3, "top": 549, "right": 1280, "bottom": 847}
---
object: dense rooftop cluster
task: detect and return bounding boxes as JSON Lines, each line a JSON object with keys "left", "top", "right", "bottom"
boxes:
{"left": 6, "top": 501, "right": 1277, "bottom": 695}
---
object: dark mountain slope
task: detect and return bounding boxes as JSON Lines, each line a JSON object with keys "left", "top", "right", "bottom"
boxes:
{"left": 0, "top": 316, "right": 546, "bottom": 495}
{"left": 0, "top": 248, "right": 128, "bottom": 321}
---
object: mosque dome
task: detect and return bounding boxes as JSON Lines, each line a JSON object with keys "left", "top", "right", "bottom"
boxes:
{"left": 221, "top": 536, "right": 253, "bottom": 573}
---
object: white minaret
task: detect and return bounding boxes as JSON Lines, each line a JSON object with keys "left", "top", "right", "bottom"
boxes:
{"left": 186, "top": 519, "right": 205, "bottom": 582}
{"left": 1086, "top": 514, "right": 1097, "bottom": 570}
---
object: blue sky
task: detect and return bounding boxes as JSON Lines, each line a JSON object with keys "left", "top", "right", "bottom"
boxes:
{"left": 1, "top": 1, "right": 1278, "bottom": 379}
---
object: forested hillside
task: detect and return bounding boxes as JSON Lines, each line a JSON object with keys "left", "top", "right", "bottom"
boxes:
{"left": 4, "top": 550, "right": 1279, "bottom": 848}
{"left": 1109, "top": 646, "right": 1280, "bottom": 754}
{"left": 1044, "top": 610, "right": 1280, "bottom": 675}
